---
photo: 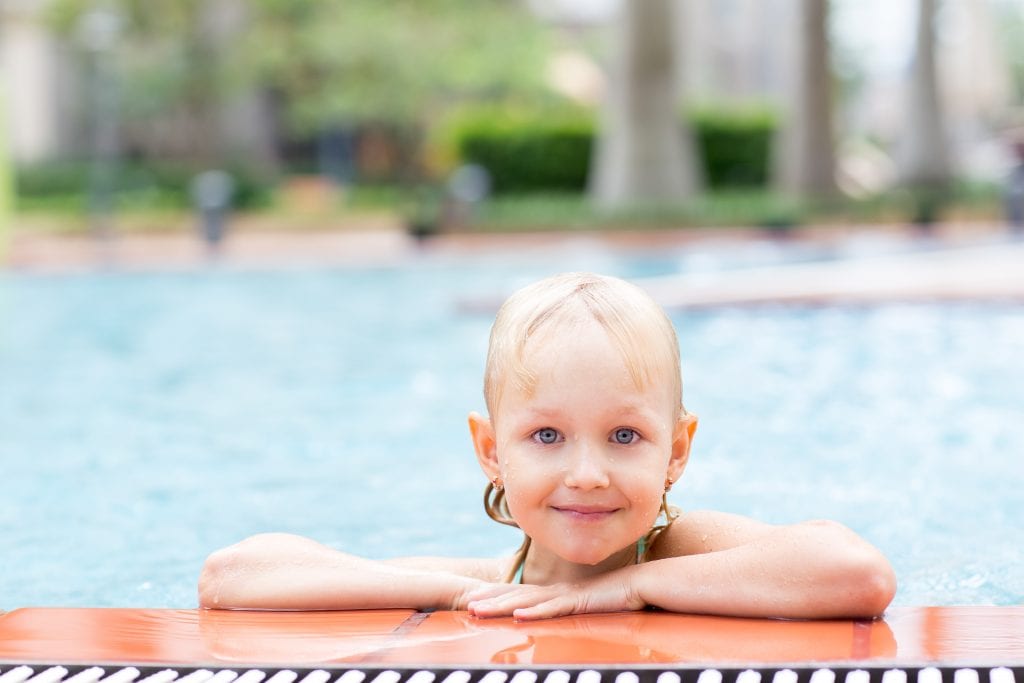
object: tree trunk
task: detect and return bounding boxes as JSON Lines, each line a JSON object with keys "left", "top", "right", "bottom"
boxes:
{"left": 775, "top": 0, "right": 837, "bottom": 198}
{"left": 588, "top": 0, "right": 700, "bottom": 207}
{"left": 901, "top": 0, "right": 952, "bottom": 188}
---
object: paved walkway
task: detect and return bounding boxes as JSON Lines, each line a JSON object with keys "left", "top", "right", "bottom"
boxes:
{"left": 638, "top": 239, "right": 1024, "bottom": 308}
{"left": 4, "top": 221, "right": 1022, "bottom": 307}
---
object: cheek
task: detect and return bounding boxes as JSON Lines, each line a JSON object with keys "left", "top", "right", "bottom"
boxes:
{"left": 624, "top": 471, "right": 667, "bottom": 514}
{"left": 503, "top": 489, "right": 527, "bottom": 523}
{"left": 502, "top": 478, "right": 547, "bottom": 530}
{"left": 498, "top": 452, "right": 548, "bottom": 510}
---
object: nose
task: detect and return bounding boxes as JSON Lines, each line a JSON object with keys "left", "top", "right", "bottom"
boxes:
{"left": 562, "top": 440, "right": 610, "bottom": 490}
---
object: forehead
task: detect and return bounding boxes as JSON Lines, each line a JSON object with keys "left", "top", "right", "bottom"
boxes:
{"left": 516, "top": 317, "right": 677, "bottom": 403}
{"left": 523, "top": 317, "right": 627, "bottom": 373}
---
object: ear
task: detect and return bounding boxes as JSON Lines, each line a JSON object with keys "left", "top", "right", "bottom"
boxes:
{"left": 468, "top": 411, "right": 500, "bottom": 482}
{"left": 667, "top": 412, "right": 698, "bottom": 483}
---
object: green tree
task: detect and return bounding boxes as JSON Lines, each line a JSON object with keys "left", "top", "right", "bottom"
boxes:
{"left": 48, "top": 0, "right": 253, "bottom": 166}
{"left": 48, "top": 0, "right": 553, "bottom": 174}
{"left": 242, "top": 0, "right": 552, "bottom": 135}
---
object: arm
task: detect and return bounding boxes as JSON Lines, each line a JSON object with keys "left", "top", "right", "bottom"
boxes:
{"left": 633, "top": 513, "right": 896, "bottom": 618}
{"left": 468, "top": 511, "right": 896, "bottom": 620}
{"left": 198, "top": 532, "right": 495, "bottom": 611}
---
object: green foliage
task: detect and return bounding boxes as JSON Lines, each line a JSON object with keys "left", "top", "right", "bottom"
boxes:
{"left": 444, "top": 106, "right": 596, "bottom": 193}
{"left": 14, "top": 161, "right": 273, "bottom": 211}
{"left": 243, "top": 0, "right": 553, "bottom": 134}
{"left": 475, "top": 190, "right": 807, "bottom": 231}
{"left": 45, "top": 0, "right": 244, "bottom": 121}
{"left": 688, "top": 105, "right": 779, "bottom": 189}
{"left": 15, "top": 162, "right": 90, "bottom": 199}
{"left": 440, "top": 102, "right": 781, "bottom": 196}
{"left": 44, "top": 0, "right": 553, "bottom": 175}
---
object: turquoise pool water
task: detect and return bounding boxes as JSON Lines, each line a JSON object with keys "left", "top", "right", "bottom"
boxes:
{"left": 2, "top": 251, "right": 1022, "bottom": 609}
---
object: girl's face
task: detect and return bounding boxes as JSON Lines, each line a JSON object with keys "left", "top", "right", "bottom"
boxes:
{"left": 486, "top": 319, "right": 692, "bottom": 567}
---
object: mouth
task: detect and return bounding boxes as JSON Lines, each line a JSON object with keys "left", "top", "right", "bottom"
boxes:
{"left": 551, "top": 505, "right": 620, "bottom": 521}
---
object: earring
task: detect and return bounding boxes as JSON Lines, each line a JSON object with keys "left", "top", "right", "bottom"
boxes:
{"left": 664, "top": 477, "right": 674, "bottom": 492}
{"left": 492, "top": 476, "right": 503, "bottom": 492}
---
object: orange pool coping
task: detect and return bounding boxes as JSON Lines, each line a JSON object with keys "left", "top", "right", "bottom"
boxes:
{"left": 1, "top": 607, "right": 1022, "bottom": 667}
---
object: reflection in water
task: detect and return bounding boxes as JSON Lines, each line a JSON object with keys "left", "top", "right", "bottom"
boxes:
{"left": 4, "top": 607, "right": 1024, "bottom": 665}
{"left": 375, "top": 611, "right": 898, "bottom": 665}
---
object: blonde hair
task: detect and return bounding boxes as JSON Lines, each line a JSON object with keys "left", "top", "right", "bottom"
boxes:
{"left": 483, "top": 272, "right": 683, "bottom": 417}
{"left": 481, "top": 272, "right": 685, "bottom": 581}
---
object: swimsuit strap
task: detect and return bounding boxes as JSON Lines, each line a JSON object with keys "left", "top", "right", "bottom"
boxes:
{"left": 513, "top": 538, "right": 646, "bottom": 584}
{"left": 512, "top": 559, "right": 525, "bottom": 584}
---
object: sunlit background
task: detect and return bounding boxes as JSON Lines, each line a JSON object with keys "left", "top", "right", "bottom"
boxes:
{"left": 1, "top": 1, "right": 1023, "bottom": 610}
{"left": 1, "top": 0, "right": 1023, "bottom": 235}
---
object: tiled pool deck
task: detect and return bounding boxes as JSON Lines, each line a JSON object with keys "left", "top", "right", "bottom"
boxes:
{"left": 5, "top": 221, "right": 1023, "bottom": 308}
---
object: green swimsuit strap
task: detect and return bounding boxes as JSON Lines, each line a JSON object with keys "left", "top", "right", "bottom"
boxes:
{"left": 513, "top": 538, "right": 646, "bottom": 584}
{"left": 512, "top": 559, "right": 525, "bottom": 584}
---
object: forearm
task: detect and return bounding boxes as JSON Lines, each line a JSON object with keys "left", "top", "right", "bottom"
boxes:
{"left": 633, "top": 521, "right": 896, "bottom": 619}
{"left": 198, "top": 533, "right": 477, "bottom": 611}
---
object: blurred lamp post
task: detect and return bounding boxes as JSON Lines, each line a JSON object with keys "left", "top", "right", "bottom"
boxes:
{"left": 77, "top": 4, "right": 123, "bottom": 244}
{"left": 191, "top": 169, "right": 235, "bottom": 257}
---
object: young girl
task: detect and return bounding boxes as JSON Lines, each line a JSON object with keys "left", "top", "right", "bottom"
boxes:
{"left": 199, "top": 272, "right": 896, "bottom": 620}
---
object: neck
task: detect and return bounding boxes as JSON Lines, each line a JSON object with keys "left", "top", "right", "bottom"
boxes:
{"left": 522, "top": 541, "right": 637, "bottom": 585}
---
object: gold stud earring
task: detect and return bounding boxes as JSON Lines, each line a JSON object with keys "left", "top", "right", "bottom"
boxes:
{"left": 492, "top": 476, "right": 503, "bottom": 492}
{"left": 664, "top": 477, "right": 674, "bottom": 492}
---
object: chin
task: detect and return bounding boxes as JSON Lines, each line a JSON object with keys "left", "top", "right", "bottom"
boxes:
{"left": 556, "top": 545, "right": 617, "bottom": 566}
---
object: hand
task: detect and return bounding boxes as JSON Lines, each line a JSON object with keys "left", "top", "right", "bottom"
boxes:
{"left": 464, "top": 570, "right": 645, "bottom": 621}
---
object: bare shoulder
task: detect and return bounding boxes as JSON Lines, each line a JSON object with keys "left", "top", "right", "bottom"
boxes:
{"left": 384, "top": 555, "right": 510, "bottom": 582}
{"left": 650, "top": 509, "right": 778, "bottom": 559}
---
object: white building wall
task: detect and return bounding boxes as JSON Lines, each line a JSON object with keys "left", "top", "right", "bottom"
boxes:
{"left": 1, "top": 1, "right": 62, "bottom": 163}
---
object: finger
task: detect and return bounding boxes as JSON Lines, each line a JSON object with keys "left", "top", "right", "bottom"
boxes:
{"left": 468, "top": 588, "right": 557, "bottom": 618}
{"left": 468, "top": 593, "right": 533, "bottom": 617}
{"left": 511, "top": 596, "right": 576, "bottom": 621}
{"left": 464, "top": 583, "right": 519, "bottom": 602}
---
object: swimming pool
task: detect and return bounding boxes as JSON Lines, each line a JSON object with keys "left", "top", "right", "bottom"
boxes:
{"left": 2, "top": 246, "right": 1022, "bottom": 609}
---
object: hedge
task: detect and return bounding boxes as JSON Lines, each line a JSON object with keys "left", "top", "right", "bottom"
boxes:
{"left": 14, "top": 161, "right": 274, "bottom": 210}
{"left": 444, "top": 104, "right": 779, "bottom": 195}
{"left": 689, "top": 106, "right": 778, "bottom": 189}
{"left": 444, "top": 107, "right": 594, "bottom": 194}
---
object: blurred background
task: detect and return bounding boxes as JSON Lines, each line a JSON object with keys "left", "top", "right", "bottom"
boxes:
{"left": 1, "top": 0, "right": 1023, "bottom": 248}
{"left": 2, "top": 1, "right": 1024, "bottom": 610}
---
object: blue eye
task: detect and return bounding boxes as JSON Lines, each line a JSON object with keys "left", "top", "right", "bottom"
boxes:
{"left": 533, "top": 428, "right": 560, "bottom": 444}
{"left": 612, "top": 428, "right": 638, "bottom": 445}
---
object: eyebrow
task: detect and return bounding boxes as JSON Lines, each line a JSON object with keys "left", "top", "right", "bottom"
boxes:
{"left": 518, "top": 406, "right": 566, "bottom": 421}
{"left": 521, "top": 403, "right": 661, "bottom": 421}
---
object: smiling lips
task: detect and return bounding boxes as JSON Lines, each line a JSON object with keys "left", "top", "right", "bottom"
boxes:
{"left": 552, "top": 505, "right": 621, "bottom": 521}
